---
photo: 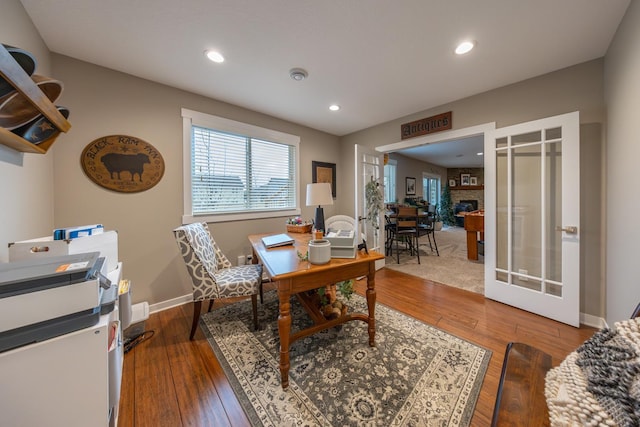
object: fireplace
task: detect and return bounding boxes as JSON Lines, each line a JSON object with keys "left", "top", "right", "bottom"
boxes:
{"left": 454, "top": 199, "right": 478, "bottom": 227}
{"left": 459, "top": 199, "right": 478, "bottom": 211}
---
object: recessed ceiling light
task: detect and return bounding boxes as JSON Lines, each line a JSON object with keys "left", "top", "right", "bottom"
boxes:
{"left": 205, "top": 50, "right": 224, "bottom": 63}
{"left": 455, "top": 40, "right": 476, "bottom": 55}
{"left": 289, "top": 68, "right": 308, "bottom": 81}
{"left": 477, "top": 152, "right": 484, "bottom": 156}
{"left": 329, "top": 104, "right": 340, "bottom": 111}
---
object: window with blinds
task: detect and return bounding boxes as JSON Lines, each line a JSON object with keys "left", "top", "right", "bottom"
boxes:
{"left": 182, "top": 109, "right": 300, "bottom": 222}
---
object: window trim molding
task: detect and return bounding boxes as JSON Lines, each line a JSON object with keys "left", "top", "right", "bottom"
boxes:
{"left": 384, "top": 159, "right": 397, "bottom": 204}
{"left": 181, "top": 108, "right": 301, "bottom": 224}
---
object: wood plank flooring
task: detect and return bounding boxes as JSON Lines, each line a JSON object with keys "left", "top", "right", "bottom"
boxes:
{"left": 117, "top": 268, "right": 596, "bottom": 427}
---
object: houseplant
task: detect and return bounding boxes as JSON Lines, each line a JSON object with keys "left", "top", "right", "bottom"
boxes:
{"left": 439, "top": 182, "right": 456, "bottom": 226}
{"left": 365, "top": 180, "right": 384, "bottom": 230}
{"left": 433, "top": 204, "right": 444, "bottom": 231}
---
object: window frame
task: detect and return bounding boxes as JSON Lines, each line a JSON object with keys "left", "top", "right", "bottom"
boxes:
{"left": 422, "top": 172, "right": 441, "bottom": 206}
{"left": 384, "top": 159, "right": 397, "bottom": 204}
{"left": 182, "top": 108, "right": 301, "bottom": 224}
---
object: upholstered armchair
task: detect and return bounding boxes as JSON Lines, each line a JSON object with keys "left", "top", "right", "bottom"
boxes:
{"left": 174, "top": 222, "right": 262, "bottom": 340}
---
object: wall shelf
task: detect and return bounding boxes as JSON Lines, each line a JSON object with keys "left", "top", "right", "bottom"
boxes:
{"left": 0, "top": 44, "right": 71, "bottom": 154}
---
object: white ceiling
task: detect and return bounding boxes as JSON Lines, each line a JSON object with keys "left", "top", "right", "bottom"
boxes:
{"left": 399, "top": 135, "right": 486, "bottom": 168}
{"left": 19, "top": 0, "right": 629, "bottom": 166}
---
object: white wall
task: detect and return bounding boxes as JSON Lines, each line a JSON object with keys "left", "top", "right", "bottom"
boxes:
{"left": 0, "top": 0, "right": 54, "bottom": 262}
{"left": 604, "top": 0, "right": 640, "bottom": 323}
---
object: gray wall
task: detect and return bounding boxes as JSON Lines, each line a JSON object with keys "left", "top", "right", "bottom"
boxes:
{"left": 387, "top": 153, "right": 447, "bottom": 203}
{"left": 340, "top": 60, "right": 607, "bottom": 319}
{"left": 49, "top": 55, "right": 341, "bottom": 305}
{"left": 604, "top": 0, "right": 640, "bottom": 323}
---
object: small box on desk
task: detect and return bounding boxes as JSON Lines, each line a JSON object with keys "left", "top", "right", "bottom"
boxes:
{"left": 330, "top": 245, "right": 357, "bottom": 258}
{"left": 325, "top": 229, "right": 355, "bottom": 247}
{"left": 326, "top": 229, "right": 357, "bottom": 258}
{"left": 9, "top": 230, "right": 119, "bottom": 272}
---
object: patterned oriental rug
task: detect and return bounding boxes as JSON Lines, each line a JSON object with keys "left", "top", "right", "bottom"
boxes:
{"left": 201, "top": 291, "right": 491, "bottom": 426}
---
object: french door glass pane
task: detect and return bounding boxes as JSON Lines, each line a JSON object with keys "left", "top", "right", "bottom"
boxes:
{"left": 496, "top": 151, "right": 508, "bottom": 272}
{"left": 512, "top": 144, "right": 541, "bottom": 283}
{"left": 545, "top": 140, "right": 563, "bottom": 284}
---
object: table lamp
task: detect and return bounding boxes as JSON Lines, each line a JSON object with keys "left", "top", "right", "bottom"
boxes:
{"left": 306, "top": 182, "right": 333, "bottom": 233}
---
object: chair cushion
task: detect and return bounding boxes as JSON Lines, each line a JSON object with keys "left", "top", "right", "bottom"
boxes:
{"left": 214, "top": 264, "right": 262, "bottom": 298}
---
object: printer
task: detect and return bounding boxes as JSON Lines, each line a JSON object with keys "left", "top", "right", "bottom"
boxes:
{"left": 0, "top": 252, "right": 110, "bottom": 352}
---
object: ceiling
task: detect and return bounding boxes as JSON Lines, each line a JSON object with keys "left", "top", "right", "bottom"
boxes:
{"left": 398, "top": 135, "right": 485, "bottom": 168}
{"left": 19, "top": 0, "right": 630, "bottom": 166}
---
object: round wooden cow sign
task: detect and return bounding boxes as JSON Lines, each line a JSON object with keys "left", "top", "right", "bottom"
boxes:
{"left": 81, "top": 135, "right": 165, "bottom": 193}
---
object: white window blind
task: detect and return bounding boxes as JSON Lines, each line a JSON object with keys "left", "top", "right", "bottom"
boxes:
{"left": 182, "top": 109, "right": 300, "bottom": 222}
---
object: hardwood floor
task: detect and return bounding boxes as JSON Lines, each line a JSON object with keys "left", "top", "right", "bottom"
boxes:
{"left": 117, "top": 268, "right": 596, "bottom": 427}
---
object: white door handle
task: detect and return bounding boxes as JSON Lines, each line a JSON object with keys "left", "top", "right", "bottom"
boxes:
{"left": 555, "top": 226, "right": 577, "bottom": 234}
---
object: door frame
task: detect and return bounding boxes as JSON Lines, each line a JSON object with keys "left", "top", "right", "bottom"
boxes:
{"left": 375, "top": 122, "right": 496, "bottom": 281}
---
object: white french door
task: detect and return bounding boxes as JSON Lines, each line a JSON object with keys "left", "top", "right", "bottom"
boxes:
{"left": 484, "top": 111, "right": 580, "bottom": 326}
{"left": 354, "top": 144, "right": 385, "bottom": 269}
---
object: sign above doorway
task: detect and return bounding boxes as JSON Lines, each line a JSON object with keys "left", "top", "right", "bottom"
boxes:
{"left": 400, "top": 111, "right": 452, "bottom": 140}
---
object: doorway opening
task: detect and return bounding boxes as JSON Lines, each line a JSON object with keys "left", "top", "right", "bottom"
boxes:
{"left": 375, "top": 123, "right": 495, "bottom": 295}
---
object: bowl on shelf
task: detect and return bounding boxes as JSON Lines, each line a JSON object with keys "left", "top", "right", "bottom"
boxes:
{"left": 0, "top": 44, "right": 37, "bottom": 98}
{"left": 13, "top": 106, "right": 70, "bottom": 144}
{"left": 0, "top": 74, "right": 63, "bottom": 130}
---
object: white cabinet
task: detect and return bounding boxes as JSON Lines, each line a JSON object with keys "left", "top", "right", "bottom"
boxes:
{"left": 0, "top": 266, "right": 124, "bottom": 427}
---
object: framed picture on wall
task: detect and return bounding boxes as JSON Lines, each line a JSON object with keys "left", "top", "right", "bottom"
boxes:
{"left": 460, "top": 173, "right": 471, "bottom": 186}
{"left": 312, "top": 161, "right": 337, "bottom": 197}
{"left": 470, "top": 177, "right": 478, "bottom": 186}
{"left": 406, "top": 177, "right": 416, "bottom": 195}
{"left": 449, "top": 179, "right": 456, "bottom": 187}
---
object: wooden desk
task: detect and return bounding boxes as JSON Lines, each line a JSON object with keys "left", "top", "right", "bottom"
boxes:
{"left": 248, "top": 233, "right": 384, "bottom": 389}
{"left": 462, "top": 211, "right": 484, "bottom": 260}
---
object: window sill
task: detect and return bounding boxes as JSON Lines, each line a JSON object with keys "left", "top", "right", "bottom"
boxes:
{"left": 183, "top": 208, "right": 300, "bottom": 224}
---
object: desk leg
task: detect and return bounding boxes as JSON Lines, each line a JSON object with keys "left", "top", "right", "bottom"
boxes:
{"left": 278, "top": 288, "right": 292, "bottom": 389}
{"left": 366, "top": 268, "right": 376, "bottom": 347}
{"left": 466, "top": 230, "right": 478, "bottom": 260}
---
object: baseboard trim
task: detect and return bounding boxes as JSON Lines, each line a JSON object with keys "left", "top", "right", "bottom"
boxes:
{"left": 148, "top": 294, "right": 192, "bottom": 314}
{"left": 145, "top": 294, "right": 608, "bottom": 330}
{"left": 581, "top": 312, "right": 606, "bottom": 329}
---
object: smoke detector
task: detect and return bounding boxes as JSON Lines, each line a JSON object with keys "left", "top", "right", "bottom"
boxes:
{"left": 289, "top": 68, "right": 308, "bottom": 81}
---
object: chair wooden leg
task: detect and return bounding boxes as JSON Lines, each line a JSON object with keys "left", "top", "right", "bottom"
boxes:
{"left": 190, "top": 300, "right": 203, "bottom": 340}
{"left": 207, "top": 299, "right": 214, "bottom": 312}
{"left": 259, "top": 281, "right": 264, "bottom": 304}
{"left": 251, "top": 294, "right": 259, "bottom": 330}
{"left": 415, "top": 234, "right": 420, "bottom": 264}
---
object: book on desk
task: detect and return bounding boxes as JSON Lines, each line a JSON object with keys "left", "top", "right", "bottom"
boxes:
{"left": 261, "top": 233, "right": 295, "bottom": 249}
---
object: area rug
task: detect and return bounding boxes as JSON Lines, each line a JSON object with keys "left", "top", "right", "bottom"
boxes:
{"left": 201, "top": 291, "right": 491, "bottom": 426}
{"left": 384, "top": 226, "right": 485, "bottom": 294}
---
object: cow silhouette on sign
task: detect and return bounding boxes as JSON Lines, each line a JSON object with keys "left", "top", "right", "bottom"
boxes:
{"left": 101, "top": 153, "right": 150, "bottom": 181}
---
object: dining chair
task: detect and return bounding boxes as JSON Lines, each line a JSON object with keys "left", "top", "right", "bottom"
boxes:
{"left": 174, "top": 222, "right": 263, "bottom": 340}
{"left": 418, "top": 210, "right": 440, "bottom": 256}
{"left": 389, "top": 206, "right": 421, "bottom": 264}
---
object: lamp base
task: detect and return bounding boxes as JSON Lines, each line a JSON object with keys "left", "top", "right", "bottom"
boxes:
{"left": 314, "top": 206, "right": 325, "bottom": 233}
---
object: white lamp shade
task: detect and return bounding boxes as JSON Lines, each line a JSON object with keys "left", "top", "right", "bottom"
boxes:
{"left": 306, "top": 182, "right": 334, "bottom": 206}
